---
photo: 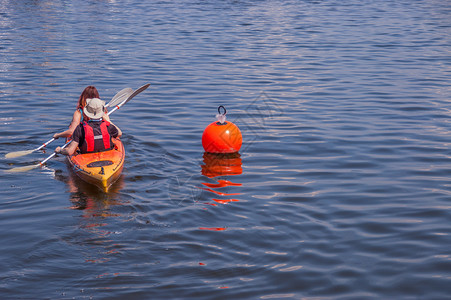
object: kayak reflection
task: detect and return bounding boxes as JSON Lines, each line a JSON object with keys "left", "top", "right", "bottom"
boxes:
{"left": 53, "top": 167, "right": 124, "bottom": 264}
{"left": 54, "top": 166, "right": 124, "bottom": 210}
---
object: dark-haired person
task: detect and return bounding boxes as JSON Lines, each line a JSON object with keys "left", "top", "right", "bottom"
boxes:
{"left": 53, "top": 86, "right": 100, "bottom": 139}
{"left": 55, "top": 98, "right": 121, "bottom": 156}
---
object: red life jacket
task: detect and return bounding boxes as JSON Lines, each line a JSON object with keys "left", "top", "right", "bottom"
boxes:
{"left": 82, "top": 120, "right": 112, "bottom": 153}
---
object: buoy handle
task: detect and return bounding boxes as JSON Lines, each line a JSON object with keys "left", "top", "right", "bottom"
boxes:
{"left": 218, "top": 105, "right": 227, "bottom": 115}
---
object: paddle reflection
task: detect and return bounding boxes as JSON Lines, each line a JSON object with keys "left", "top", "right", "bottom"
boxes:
{"left": 199, "top": 152, "right": 243, "bottom": 214}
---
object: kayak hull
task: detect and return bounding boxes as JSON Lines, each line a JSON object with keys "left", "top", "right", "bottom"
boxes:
{"left": 68, "top": 138, "right": 125, "bottom": 192}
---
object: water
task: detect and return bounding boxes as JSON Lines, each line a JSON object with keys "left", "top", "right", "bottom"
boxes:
{"left": 1, "top": 0, "right": 451, "bottom": 298}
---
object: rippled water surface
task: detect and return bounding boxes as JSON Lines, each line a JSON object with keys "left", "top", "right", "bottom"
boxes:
{"left": 1, "top": 0, "right": 451, "bottom": 299}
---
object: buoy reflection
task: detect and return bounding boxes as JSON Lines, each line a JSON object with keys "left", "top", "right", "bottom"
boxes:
{"left": 202, "top": 179, "right": 242, "bottom": 188}
{"left": 201, "top": 152, "right": 242, "bottom": 178}
{"left": 199, "top": 152, "right": 243, "bottom": 230}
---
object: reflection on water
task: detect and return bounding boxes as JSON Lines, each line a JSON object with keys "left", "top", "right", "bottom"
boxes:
{"left": 199, "top": 152, "right": 243, "bottom": 231}
{"left": 54, "top": 166, "right": 125, "bottom": 204}
{"left": 53, "top": 167, "right": 125, "bottom": 264}
{"left": 201, "top": 152, "right": 243, "bottom": 178}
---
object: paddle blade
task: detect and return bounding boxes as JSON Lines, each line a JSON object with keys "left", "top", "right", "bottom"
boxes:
{"left": 5, "top": 149, "right": 35, "bottom": 159}
{"left": 125, "top": 83, "right": 150, "bottom": 105}
{"left": 106, "top": 88, "right": 134, "bottom": 108}
{"left": 107, "top": 83, "right": 150, "bottom": 115}
{"left": 5, "top": 163, "right": 41, "bottom": 173}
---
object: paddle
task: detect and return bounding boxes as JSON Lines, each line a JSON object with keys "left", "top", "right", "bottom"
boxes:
{"left": 106, "top": 87, "right": 133, "bottom": 109}
{"left": 6, "top": 83, "right": 150, "bottom": 173}
{"left": 4, "top": 87, "right": 134, "bottom": 159}
{"left": 107, "top": 83, "right": 150, "bottom": 114}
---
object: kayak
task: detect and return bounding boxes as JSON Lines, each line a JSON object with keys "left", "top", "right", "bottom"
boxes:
{"left": 68, "top": 138, "right": 125, "bottom": 192}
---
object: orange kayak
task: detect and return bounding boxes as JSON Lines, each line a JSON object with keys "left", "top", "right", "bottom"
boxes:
{"left": 68, "top": 138, "right": 125, "bottom": 192}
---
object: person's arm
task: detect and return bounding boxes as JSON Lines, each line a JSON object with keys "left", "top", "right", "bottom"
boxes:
{"left": 104, "top": 114, "right": 122, "bottom": 138}
{"left": 53, "top": 110, "right": 81, "bottom": 139}
{"left": 112, "top": 122, "right": 122, "bottom": 138}
{"left": 55, "top": 140, "right": 79, "bottom": 156}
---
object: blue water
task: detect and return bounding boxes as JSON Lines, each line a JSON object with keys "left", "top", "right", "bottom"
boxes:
{"left": 1, "top": 0, "right": 451, "bottom": 298}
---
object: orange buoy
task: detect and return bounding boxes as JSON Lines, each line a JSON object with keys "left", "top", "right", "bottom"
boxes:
{"left": 202, "top": 106, "right": 242, "bottom": 153}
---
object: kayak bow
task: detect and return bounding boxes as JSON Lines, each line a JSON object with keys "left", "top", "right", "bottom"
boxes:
{"left": 68, "top": 138, "right": 125, "bottom": 192}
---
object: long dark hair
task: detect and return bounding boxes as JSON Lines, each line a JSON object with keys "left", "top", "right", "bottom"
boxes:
{"left": 77, "top": 86, "right": 100, "bottom": 109}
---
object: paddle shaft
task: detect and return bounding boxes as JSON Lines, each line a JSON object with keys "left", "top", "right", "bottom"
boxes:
{"left": 35, "top": 138, "right": 56, "bottom": 152}
{"left": 40, "top": 140, "right": 71, "bottom": 165}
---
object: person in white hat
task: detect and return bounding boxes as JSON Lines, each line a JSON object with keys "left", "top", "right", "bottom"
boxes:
{"left": 53, "top": 86, "right": 100, "bottom": 140}
{"left": 55, "top": 98, "right": 122, "bottom": 156}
